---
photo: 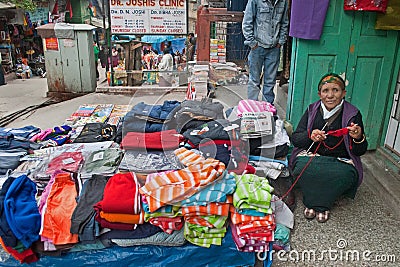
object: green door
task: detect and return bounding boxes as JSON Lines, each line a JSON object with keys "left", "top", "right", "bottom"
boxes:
{"left": 288, "top": 1, "right": 400, "bottom": 149}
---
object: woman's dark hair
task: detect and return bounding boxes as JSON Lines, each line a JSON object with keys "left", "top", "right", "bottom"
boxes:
{"left": 318, "top": 73, "right": 346, "bottom": 91}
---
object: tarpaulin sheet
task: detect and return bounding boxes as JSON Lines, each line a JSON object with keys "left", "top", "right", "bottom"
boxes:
{"left": 0, "top": 230, "right": 256, "bottom": 267}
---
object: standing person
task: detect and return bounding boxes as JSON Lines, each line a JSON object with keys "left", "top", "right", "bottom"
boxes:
{"left": 158, "top": 48, "right": 174, "bottom": 87}
{"left": 186, "top": 33, "right": 196, "bottom": 62}
{"left": 289, "top": 73, "right": 368, "bottom": 223}
{"left": 0, "top": 52, "right": 6, "bottom": 85}
{"left": 93, "top": 42, "right": 100, "bottom": 81}
{"left": 99, "top": 45, "right": 107, "bottom": 69}
{"left": 242, "top": 0, "right": 289, "bottom": 104}
{"left": 111, "top": 46, "right": 119, "bottom": 68}
{"left": 164, "top": 41, "right": 175, "bottom": 68}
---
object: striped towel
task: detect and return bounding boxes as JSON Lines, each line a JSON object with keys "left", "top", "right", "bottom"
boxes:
{"left": 139, "top": 157, "right": 226, "bottom": 212}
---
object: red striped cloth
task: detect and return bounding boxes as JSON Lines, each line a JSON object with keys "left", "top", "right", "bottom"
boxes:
{"left": 184, "top": 217, "right": 218, "bottom": 228}
{"left": 174, "top": 147, "right": 204, "bottom": 166}
{"left": 149, "top": 216, "right": 183, "bottom": 234}
{"left": 237, "top": 221, "right": 275, "bottom": 232}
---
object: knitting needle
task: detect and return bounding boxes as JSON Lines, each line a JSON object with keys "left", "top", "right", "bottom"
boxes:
{"left": 306, "top": 121, "right": 329, "bottom": 154}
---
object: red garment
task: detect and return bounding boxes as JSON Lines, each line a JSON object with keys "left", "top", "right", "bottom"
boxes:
{"left": 121, "top": 130, "right": 182, "bottom": 150}
{"left": 51, "top": 2, "right": 58, "bottom": 16}
{"left": 95, "top": 173, "right": 141, "bottom": 214}
{"left": 344, "top": 0, "right": 388, "bottom": 12}
{"left": 66, "top": 0, "right": 73, "bottom": 18}
{"left": 0, "top": 238, "right": 38, "bottom": 264}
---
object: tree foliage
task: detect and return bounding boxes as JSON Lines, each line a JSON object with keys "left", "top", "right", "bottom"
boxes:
{"left": 0, "top": 0, "right": 37, "bottom": 12}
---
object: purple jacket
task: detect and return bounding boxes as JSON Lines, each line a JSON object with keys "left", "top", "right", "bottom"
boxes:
{"left": 289, "top": 100, "right": 364, "bottom": 186}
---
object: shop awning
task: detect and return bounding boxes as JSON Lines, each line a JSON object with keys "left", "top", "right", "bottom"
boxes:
{"left": 0, "top": 2, "right": 15, "bottom": 9}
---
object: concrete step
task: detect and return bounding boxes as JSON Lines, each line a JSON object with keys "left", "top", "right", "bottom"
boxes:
{"left": 362, "top": 148, "right": 400, "bottom": 217}
{"left": 96, "top": 82, "right": 187, "bottom": 95}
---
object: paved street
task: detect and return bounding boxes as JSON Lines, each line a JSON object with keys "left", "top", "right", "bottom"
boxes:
{"left": 0, "top": 76, "right": 399, "bottom": 266}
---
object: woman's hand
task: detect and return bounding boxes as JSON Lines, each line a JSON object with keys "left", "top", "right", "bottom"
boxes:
{"left": 347, "top": 122, "right": 363, "bottom": 140}
{"left": 311, "top": 129, "right": 326, "bottom": 142}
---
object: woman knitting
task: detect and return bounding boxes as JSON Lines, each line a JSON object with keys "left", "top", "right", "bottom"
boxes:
{"left": 289, "top": 73, "right": 368, "bottom": 223}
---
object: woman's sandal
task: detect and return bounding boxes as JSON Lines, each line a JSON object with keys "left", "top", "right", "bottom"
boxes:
{"left": 316, "top": 211, "right": 330, "bottom": 223}
{"left": 304, "top": 208, "right": 316, "bottom": 219}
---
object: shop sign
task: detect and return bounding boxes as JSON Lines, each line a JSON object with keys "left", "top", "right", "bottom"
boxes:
{"left": 63, "top": 39, "right": 75, "bottom": 47}
{"left": 28, "top": 7, "right": 50, "bottom": 23}
{"left": 110, "top": 0, "right": 187, "bottom": 35}
{"left": 45, "top": 38, "right": 59, "bottom": 51}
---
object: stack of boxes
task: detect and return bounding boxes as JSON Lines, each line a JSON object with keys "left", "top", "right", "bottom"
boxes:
{"left": 217, "top": 39, "right": 226, "bottom": 63}
{"left": 210, "top": 39, "right": 227, "bottom": 63}
{"left": 210, "top": 39, "right": 219, "bottom": 63}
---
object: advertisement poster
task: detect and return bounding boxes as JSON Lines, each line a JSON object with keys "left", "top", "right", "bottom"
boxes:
{"left": 45, "top": 38, "right": 59, "bottom": 51}
{"left": 110, "top": 0, "right": 187, "bottom": 35}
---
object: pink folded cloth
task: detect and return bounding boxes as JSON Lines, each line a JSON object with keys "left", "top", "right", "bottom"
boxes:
{"left": 237, "top": 99, "right": 276, "bottom": 116}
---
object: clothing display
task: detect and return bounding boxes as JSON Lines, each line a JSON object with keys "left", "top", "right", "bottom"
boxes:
{"left": 0, "top": 100, "right": 285, "bottom": 266}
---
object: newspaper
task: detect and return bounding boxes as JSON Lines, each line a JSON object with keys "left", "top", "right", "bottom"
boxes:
{"left": 240, "top": 111, "right": 273, "bottom": 138}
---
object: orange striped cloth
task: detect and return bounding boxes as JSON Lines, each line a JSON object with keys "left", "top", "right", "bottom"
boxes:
{"left": 174, "top": 147, "right": 204, "bottom": 166}
{"left": 99, "top": 210, "right": 145, "bottom": 224}
{"left": 140, "top": 149, "right": 226, "bottom": 212}
{"left": 181, "top": 197, "right": 232, "bottom": 217}
{"left": 229, "top": 206, "right": 274, "bottom": 225}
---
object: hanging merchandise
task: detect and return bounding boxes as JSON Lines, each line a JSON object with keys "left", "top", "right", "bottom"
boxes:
{"left": 88, "top": 1, "right": 96, "bottom": 17}
{"left": 344, "top": 0, "right": 388, "bottom": 12}
{"left": 289, "top": 0, "right": 330, "bottom": 40}
{"left": 51, "top": 1, "right": 60, "bottom": 20}
{"left": 375, "top": 0, "right": 400, "bottom": 30}
{"left": 66, "top": 0, "right": 73, "bottom": 19}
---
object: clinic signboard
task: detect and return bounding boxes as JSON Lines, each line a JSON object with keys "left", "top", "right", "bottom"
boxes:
{"left": 110, "top": 0, "right": 188, "bottom": 35}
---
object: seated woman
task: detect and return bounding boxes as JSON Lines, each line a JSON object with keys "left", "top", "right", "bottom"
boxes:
{"left": 289, "top": 73, "right": 368, "bottom": 223}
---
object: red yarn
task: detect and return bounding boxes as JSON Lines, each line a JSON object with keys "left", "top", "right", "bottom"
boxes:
{"left": 326, "top": 128, "right": 348, "bottom": 137}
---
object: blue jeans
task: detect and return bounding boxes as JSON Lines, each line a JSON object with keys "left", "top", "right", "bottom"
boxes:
{"left": 247, "top": 46, "right": 281, "bottom": 104}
